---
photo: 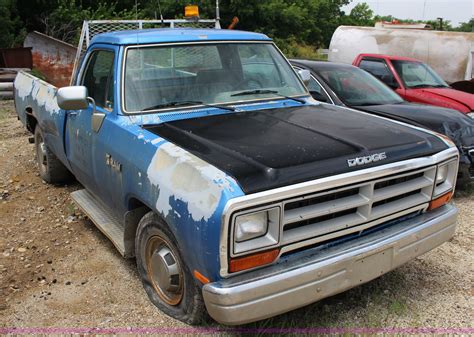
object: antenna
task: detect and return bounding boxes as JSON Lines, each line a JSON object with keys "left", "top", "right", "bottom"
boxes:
{"left": 216, "top": 0, "right": 220, "bottom": 24}
{"left": 422, "top": 0, "right": 427, "bottom": 20}
{"left": 157, "top": 0, "right": 164, "bottom": 25}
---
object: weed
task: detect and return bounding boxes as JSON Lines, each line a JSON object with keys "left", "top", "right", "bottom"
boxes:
{"left": 66, "top": 203, "right": 76, "bottom": 216}
{"left": 389, "top": 299, "right": 407, "bottom": 316}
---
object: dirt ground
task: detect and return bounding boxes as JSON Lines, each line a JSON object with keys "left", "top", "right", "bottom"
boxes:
{"left": 0, "top": 100, "right": 473, "bottom": 333}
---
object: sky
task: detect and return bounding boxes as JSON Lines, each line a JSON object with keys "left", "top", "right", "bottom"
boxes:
{"left": 342, "top": 0, "right": 473, "bottom": 27}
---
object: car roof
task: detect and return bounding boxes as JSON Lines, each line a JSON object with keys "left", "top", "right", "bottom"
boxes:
{"left": 358, "top": 53, "right": 422, "bottom": 62}
{"left": 91, "top": 28, "right": 272, "bottom": 45}
{"left": 290, "top": 59, "right": 359, "bottom": 72}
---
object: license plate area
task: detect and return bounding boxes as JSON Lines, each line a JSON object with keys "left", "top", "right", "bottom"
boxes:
{"left": 353, "top": 248, "right": 393, "bottom": 284}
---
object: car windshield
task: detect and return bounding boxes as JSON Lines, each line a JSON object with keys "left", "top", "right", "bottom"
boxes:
{"left": 123, "top": 42, "right": 307, "bottom": 113}
{"left": 391, "top": 60, "right": 449, "bottom": 89}
{"left": 317, "top": 66, "right": 404, "bottom": 106}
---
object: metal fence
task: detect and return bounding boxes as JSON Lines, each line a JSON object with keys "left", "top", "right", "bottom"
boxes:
{"left": 71, "top": 19, "right": 221, "bottom": 83}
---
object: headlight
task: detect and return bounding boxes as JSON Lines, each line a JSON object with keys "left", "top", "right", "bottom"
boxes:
{"left": 235, "top": 212, "right": 269, "bottom": 242}
{"left": 433, "top": 158, "right": 458, "bottom": 197}
{"left": 467, "top": 112, "right": 474, "bottom": 119}
{"left": 232, "top": 207, "right": 280, "bottom": 254}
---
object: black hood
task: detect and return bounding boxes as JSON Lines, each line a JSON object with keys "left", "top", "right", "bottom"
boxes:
{"left": 145, "top": 104, "right": 447, "bottom": 194}
{"left": 354, "top": 102, "right": 474, "bottom": 149}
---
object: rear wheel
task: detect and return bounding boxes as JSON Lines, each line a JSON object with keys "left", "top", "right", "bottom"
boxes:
{"left": 135, "top": 212, "right": 206, "bottom": 324}
{"left": 34, "top": 127, "right": 71, "bottom": 184}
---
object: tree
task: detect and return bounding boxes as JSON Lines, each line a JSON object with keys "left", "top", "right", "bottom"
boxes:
{"left": 454, "top": 18, "right": 474, "bottom": 32}
{"left": 2, "top": 0, "right": 352, "bottom": 52}
{"left": 37, "top": 1, "right": 142, "bottom": 44}
{"left": 0, "top": 0, "right": 25, "bottom": 48}
{"left": 349, "top": 2, "right": 373, "bottom": 26}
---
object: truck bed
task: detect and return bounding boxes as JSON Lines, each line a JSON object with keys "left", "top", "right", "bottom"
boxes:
{"left": 14, "top": 71, "right": 70, "bottom": 170}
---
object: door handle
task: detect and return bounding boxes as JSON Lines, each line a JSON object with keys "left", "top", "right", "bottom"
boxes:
{"left": 68, "top": 111, "right": 78, "bottom": 117}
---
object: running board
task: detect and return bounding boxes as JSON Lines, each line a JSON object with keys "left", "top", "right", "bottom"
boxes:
{"left": 71, "top": 189, "right": 125, "bottom": 256}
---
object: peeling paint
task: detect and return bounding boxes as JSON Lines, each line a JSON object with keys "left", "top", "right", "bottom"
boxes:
{"left": 147, "top": 141, "right": 238, "bottom": 222}
{"left": 15, "top": 72, "right": 60, "bottom": 114}
{"left": 150, "top": 137, "right": 163, "bottom": 145}
{"left": 15, "top": 72, "right": 35, "bottom": 100}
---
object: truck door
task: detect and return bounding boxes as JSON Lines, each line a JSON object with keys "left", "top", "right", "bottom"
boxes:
{"left": 65, "top": 49, "right": 115, "bottom": 195}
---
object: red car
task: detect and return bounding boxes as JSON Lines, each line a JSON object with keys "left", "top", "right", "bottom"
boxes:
{"left": 353, "top": 54, "right": 474, "bottom": 117}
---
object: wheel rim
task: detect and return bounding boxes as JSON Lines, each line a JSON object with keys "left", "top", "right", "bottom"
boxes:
{"left": 36, "top": 133, "right": 48, "bottom": 173}
{"left": 145, "top": 235, "right": 184, "bottom": 306}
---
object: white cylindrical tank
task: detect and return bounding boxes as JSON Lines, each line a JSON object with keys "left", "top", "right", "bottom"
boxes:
{"left": 328, "top": 26, "right": 474, "bottom": 84}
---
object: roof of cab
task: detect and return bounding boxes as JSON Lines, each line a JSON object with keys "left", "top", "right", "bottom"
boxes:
{"left": 357, "top": 53, "right": 422, "bottom": 62}
{"left": 91, "top": 28, "right": 272, "bottom": 45}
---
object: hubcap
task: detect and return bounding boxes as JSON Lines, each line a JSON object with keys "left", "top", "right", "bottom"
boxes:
{"left": 145, "top": 235, "right": 184, "bottom": 305}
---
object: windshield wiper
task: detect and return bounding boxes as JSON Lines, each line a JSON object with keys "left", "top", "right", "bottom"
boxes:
{"left": 355, "top": 100, "right": 403, "bottom": 106}
{"left": 143, "top": 100, "right": 235, "bottom": 112}
{"left": 231, "top": 89, "right": 306, "bottom": 104}
{"left": 409, "top": 84, "right": 443, "bottom": 89}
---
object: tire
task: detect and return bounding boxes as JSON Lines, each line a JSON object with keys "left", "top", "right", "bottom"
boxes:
{"left": 135, "top": 212, "right": 206, "bottom": 325}
{"left": 34, "top": 127, "right": 71, "bottom": 184}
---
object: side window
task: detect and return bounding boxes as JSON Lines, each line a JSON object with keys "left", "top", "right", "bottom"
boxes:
{"left": 82, "top": 50, "right": 115, "bottom": 110}
{"left": 359, "top": 59, "right": 397, "bottom": 87}
{"left": 307, "top": 76, "right": 330, "bottom": 103}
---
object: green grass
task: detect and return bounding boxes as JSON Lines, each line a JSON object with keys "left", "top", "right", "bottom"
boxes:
{"left": 274, "top": 39, "right": 328, "bottom": 61}
{"left": 388, "top": 299, "right": 408, "bottom": 316}
{"left": 66, "top": 203, "right": 76, "bottom": 216}
{"left": 30, "top": 68, "right": 46, "bottom": 81}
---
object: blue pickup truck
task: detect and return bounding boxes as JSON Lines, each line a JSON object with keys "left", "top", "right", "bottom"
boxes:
{"left": 14, "top": 28, "right": 460, "bottom": 325}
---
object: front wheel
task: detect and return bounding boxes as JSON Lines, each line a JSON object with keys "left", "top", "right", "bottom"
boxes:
{"left": 34, "top": 127, "right": 71, "bottom": 184}
{"left": 135, "top": 212, "right": 206, "bottom": 324}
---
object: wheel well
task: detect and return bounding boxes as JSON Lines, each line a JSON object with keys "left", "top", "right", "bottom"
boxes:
{"left": 25, "top": 107, "right": 37, "bottom": 133}
{"left": 123, "top": 197, "right": 152, "bottom": 258}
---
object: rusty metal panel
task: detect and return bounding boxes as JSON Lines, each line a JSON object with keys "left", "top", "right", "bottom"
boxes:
{"left": 0, "top": 47, "right": 33, "bottom": 68}
{"left": 23, "top": 31, "right": 77, "bottom": 88}
{"left": 329, "top": 26, "right": 474, "bottom": 83}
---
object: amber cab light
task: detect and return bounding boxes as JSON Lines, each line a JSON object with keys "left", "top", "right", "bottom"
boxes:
{"left": 428, "top": 191, "right": 453, "bottom": 211}
{"left": 229, "top": 249, "right": 280, "bottom": 273}
{"left": 185, "top": 5, "right": 199, "bottom": 18}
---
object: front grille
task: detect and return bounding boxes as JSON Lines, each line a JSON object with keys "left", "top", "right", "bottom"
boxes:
{"left": 281, "top": 166, "right": 436, "bottom": 247}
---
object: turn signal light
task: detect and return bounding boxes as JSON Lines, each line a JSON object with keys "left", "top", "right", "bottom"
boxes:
{"left": 229, "top": 249, "right": 279, "bottom": 273}
{"left": 193, "top": 270, "right": 210, "bottom": 284}
{"left": 428, "top": 191, "right": 453, "bottom": 211}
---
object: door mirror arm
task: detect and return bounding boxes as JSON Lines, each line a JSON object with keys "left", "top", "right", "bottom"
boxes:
{"left": 87, "top": 97, "right": 106, "bottom": 133}
{"left": 87, "top": 96, "right": 96, "bottom": 113}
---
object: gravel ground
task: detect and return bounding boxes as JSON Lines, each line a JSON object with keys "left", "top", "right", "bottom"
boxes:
{"left": 0, "top": 100, "right": 472, "bottom": 333}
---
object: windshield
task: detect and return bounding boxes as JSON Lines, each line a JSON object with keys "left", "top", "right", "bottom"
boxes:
{"left": 317, "top": 66, "right": 404, "bottom": 106}
{"left": 391, "top": 60, "right": 449, "bottom": 89}
{"left": 123, "top": 42, "right": 307, "bottom": 113}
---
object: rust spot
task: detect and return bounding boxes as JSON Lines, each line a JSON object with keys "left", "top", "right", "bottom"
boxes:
{"left": 31, "top": 52, "right": 74, "bottom": 88}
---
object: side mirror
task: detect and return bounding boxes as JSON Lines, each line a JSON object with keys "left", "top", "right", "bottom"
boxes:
{"left": 309, "top": 91, "right": 328, "bottom": 103}
{"left": 57, "top": 86, "right": 88, "bottom": 110}
{"left": 297, "top": 69, "right": 311, "bottom": 86}
{"left": 387, "top": 79, "right": 400, "bottom": 89}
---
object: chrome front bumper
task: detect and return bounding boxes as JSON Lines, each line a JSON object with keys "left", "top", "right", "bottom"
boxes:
{"left": 203, "top": 204, "right": 458, "bottom": 325}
